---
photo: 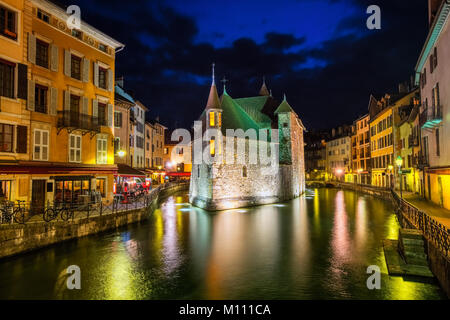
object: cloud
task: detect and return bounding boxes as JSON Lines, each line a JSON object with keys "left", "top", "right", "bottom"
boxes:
{"left": 58, "top": 0, "right": 428, "bottom": 130}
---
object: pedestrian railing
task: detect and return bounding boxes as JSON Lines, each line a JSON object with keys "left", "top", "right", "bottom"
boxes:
{"left": 0, "top": 181, "right": 188, "bottom": 225}
{"left": 392, "top": 190, "right": 450, "bottom": 258}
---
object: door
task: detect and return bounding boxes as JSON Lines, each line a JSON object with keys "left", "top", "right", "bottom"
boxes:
{"left": 31, "top": 180, "right": 46, "bottom": 215}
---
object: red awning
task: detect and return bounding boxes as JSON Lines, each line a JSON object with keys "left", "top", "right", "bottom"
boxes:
{"left": 166, "top": 172, "right": 191, "bottom": 177}
{"left": 115, "top": 164, "right": 146, "bottom": 177}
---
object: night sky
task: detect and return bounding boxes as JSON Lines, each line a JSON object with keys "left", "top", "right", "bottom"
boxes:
{"left": 58, "top": 0, "right": 428, "bottom": 130}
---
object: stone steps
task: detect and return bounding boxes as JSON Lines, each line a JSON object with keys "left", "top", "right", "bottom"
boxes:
{"left": 383, "top": 228, "right": 434, "bottom": 278}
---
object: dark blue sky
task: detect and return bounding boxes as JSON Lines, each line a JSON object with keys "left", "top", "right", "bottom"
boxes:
{"left": 59, "top": 0, "right": 428, "bottom": 130}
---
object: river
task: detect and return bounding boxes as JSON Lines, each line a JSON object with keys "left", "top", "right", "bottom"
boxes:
{"left": 0, "top": 188, "right": 445, "bottom": 299}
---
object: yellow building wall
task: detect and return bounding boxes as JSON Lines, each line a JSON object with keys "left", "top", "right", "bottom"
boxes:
{"left": 370, "top": 107, "right": 393, "bottom": 187}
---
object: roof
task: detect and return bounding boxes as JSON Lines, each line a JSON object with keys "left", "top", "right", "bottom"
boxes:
{"left": 259, "top": 81, "right": 270, "bottom": 96}
{"left": 115, "top": 85, "right": 135, "bottom": 104}
{"left": 35, "top": 0, "right": 124, "bottom": 49}
{"left": 274, "top": 98, "right": 295, "bottom": 114}
{"left": 205, "top": 84, "right": 221, "bottom": 110}
{"left": 135, "top": 100, "right": 149, "bottom": 111}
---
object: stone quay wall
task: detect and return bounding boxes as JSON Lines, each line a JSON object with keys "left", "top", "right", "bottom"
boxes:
{"left": 190, "top": 163, "right": 305, "bottom": 211}
{"left": 0, "top": 182, "right": 189, "bottom": 260}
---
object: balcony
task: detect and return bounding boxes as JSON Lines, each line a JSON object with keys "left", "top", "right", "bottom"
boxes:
{"left": 413, "top": 152, "right": 429, "bottom": 168}
{"left": 420, "top": 106, "right": 443, "bottom": 129}
{"left": 408, "top": 135, "right": 419, "bottom": 148}
{"left": 57, "top": 111, "right": 100, "bottom": 136}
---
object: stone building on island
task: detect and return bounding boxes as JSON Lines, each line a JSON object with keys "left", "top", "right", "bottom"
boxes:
{"left": 189, "top": 68, "right": 306, "bottom": 211}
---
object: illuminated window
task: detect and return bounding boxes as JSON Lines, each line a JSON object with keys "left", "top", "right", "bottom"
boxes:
{"left": 209, "top": 112, "right": 215, "bottom": 126}
{"left": 96, "top": 178, "right": 106, "bottom": 197}
{"left": 218, "top": 112, "right": 222, "bottom": 126}
{"left": 97, "top": 137, "right": 107, "bottom": 164}
{"left": 210, "top": 138, "right": 215, "bottom": 156}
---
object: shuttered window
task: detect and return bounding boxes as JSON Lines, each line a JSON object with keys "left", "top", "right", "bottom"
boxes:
{"left": 71, "top": 55, "right": 81, "bottom": 80}
{"left": 97, "top": 137, "right": 107, "bottom": 164}
{"left": 36, "top": 39, "right": 49, "bottom": 69}
{"left": 0, "top": 59, "right": 14, "bottom": 98}
{"left": 16, "top": 125, "right": 27, "bottom": 154}
{"left": 35, "top": 84, "right": 48, "bottom": 114}
{"left": 33, "top": 129, "right": 48, "bottom": 161}
{"left": 69, "top": 134, "right": 81, "bottom": 162}
{"left": 98, "top": 67, "right": 107, "bottom": 89}
{"left": 114, "top": 111, "right": 122, "bottom": 128}
{"left": 0, "top": 123, "right": 13, "bottom": 152}
{"left": 98, "top": 102, "right": 107, "bottom": 126}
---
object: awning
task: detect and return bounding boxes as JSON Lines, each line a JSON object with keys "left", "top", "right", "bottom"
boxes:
{"left": 166, "top": 172, "right": 191, "bottom": 177}
{"left": 115, "top": 164, "right": 146, "bottom": 177}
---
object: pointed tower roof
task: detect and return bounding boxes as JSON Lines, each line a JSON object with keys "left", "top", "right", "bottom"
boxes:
{"left": 259, "top": 77, "right": 270, "bottom": 96}
{"left": 274, "top": 94, "right": 295, "bottom": 114}
{"left": 205, "top": 63, "right": 221, "bottom": 110}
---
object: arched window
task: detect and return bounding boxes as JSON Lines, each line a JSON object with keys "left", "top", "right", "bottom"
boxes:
{"left": 242, "top": 166, "right": 247, "bottom": 178}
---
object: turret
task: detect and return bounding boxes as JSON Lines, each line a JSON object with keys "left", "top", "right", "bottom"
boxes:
{"left": 275, "top": 94, "right": 295, "bottom": 164}
{"left": 205, "top": 63, "right": 222, "bottom": 131}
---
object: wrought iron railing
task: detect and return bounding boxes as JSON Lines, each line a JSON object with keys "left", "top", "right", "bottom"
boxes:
{"left": 419, "top": 105, "right": 443, "bottom": 128}
{"left": 57, "top": 111, "right": 100, "bottom": 132}
{"left": 0, "top": 182, "right": 188, "bottom": 225}
{"left": 392, "top": 190, "right": 450, "bottom": 258}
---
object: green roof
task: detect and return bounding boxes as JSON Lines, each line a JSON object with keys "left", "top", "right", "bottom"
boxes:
{"left": 274, "top": 99, "right": 294, "bottom": 114}
{"left": 233, "top": 96, "right": 272, "bottom": 127}
{"left": 221, "top": 94, "right": 261, "bottom": 133}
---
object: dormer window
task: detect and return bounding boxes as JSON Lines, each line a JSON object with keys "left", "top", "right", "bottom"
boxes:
{"left": 0, "top": 5, "right": 17, "bottom": 41}
{"left": 37, "top": 9, "right": 50, "bottom": 24}
{"left": 99, "top": 43, "right": 108, "bottom": 53}
{"left": 71, "top": 29, "right": 82, "bottom": 40}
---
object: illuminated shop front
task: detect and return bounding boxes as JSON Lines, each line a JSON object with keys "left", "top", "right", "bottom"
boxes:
{"left": 53, "top": 176, "right": 93, "bottom": 204}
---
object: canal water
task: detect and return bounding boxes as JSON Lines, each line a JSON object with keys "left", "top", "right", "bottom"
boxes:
{"left": 0, "top": 188, "right": 445, "bottom": 299}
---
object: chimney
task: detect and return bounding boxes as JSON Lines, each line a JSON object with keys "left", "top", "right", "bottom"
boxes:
{"left": 116, "top": 76, "right": 124, "bottom": 88}
{"left": 429, "top": 0, "right": 444, "bottom": 26}
{"left": 398, "top": 82, "right": 407, "bottom": 94}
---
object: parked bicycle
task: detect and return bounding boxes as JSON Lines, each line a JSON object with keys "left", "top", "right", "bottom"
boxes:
{"left": 43, "top": 203, "right": 75, "bottom": 222}
{"left": 0, "top": 200, "right": 26, "bottom": 224}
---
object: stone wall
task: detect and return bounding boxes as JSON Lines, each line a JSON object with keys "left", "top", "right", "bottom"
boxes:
{"left": 0, "top": 182, "right": 189, "bottom": 260}
{"left": 190, "top": 112, "right": 306, "bottom": 211}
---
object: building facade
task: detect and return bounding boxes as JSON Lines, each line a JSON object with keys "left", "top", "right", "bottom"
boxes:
{"left": 369, "top": 95, "right": 395, "bottom": 188}
{"left": 114, "top": 83, "right": 133, "bottom": 165}
{"left": 0, "top": 0, "right": 124, "bottom": 208}
{"left": 131, "top": 100, "right": 146, "bottom": 169}
{"left": 415, "top": 0, "right": 450, "bottom": 209}
{"left": 351, "top": 114, "right": 371, "bottom": 184}
{"left": 326, "top": 135, "right": 351, "bottom": 181}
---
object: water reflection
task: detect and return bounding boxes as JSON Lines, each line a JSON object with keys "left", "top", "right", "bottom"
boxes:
{"left": 0, "top": 188, "right": 444, "bottom": 300}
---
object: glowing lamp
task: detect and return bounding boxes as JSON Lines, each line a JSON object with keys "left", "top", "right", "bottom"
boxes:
{"left": 395, "top": 156, "right": 403, "bottom": 168}
{"left": 335, "top": 168, "right": 343, "bottom": 175}
{"left": 388, "top": 165, "right": 394, "bottom": 171}
{"left": 357, "top": 168, "right": 363, "bottom": 174}
{"left": 117, "top": 150, "right": 126, "bottom": 158}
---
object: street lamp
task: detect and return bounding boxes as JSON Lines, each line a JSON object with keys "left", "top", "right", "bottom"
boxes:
{"left": 396, "top": 156, "right": 403, "bottom": 198}
{"left": 117, "top": 150, "right": 126, "bottom": 158}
